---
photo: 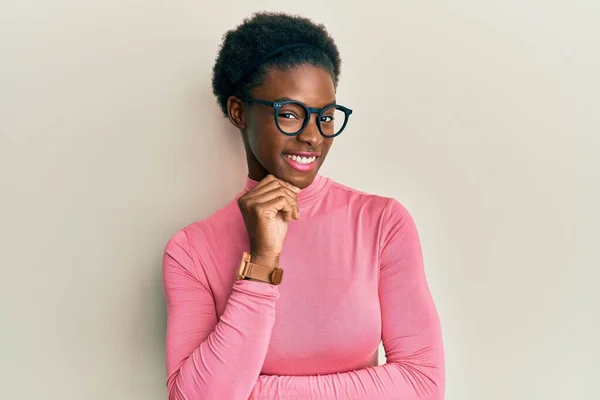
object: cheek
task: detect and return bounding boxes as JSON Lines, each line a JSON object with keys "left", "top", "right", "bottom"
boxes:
{"left": 248, "top": 116, "right": 286, "bottom": 159}
{"left": 322, "top": 138, "right": 334, "bottom": 155}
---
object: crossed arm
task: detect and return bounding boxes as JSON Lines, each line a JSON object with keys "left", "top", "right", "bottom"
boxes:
{"left": 249, "top": 199, "right": 445, "bottom": 399}
{"left": 163, "top": 199, "right": 444, "bottom": 400}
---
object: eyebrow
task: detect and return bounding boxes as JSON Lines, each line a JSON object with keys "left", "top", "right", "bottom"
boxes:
{"left": 273, "top": 96, "right": 337, "bottom": 105}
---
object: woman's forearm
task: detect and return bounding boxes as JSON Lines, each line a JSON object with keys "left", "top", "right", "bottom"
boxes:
{"left": 164, "top": 230, "right": 280, "bottom": 400}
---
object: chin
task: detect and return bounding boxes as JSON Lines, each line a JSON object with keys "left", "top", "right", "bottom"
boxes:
{"left": 292, "top": 177, "right": 313, "bottom": 189}
{"left": 286, "top": 170, "right": 318, "bottom": 189}
{"left": 273, "top": 157, "right": 323, "bottom": 188}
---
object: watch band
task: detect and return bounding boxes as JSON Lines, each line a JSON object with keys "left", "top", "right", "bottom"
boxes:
{"left": 236, "top": 252, "right": 284, "bottom": 285}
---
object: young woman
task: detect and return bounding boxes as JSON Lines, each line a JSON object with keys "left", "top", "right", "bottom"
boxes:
{"left": 163, "top": 12, "right": 444, "bottom": 400}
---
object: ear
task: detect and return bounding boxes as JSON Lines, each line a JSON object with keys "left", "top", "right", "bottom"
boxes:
{"left": 227, "top": 96, "right": 247, "bottom": 131}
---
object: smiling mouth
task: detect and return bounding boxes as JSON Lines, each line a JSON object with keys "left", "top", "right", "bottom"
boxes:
{"left": 282, "top": 153, "right": 320, "bottom": 172}
{"left": 283, "top": 154, "right": 318, "bottom": 164}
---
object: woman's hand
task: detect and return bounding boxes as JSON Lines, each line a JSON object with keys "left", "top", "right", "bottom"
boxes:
{"left": 238, "top": 174, "right": 300, "bottom": 268}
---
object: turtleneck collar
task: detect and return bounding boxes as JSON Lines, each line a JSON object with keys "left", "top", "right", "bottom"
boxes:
{"left": 242, "top": 174, "right": 331, "bottom": 208}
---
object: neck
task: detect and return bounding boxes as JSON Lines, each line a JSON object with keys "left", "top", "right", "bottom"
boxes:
{"left": 244, "top": 138, "right": 271, "bottom": 183}
{"left": 247, "top": 162, "right": 270, "bottom": 183}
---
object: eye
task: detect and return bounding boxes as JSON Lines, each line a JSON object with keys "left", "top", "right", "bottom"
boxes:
{"left": 320, "top": 115, "right": 334, "bottom": 123}
{"left": 279, "top": 112, "right": 299, "bottom": 120}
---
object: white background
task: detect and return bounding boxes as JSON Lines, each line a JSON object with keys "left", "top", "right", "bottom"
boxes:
{"left": 1, "top": 1, "right": 598, "bottom": 399}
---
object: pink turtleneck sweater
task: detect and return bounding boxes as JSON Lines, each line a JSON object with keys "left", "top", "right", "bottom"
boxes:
{"left": 162, "top": 174, "right": 444, "bottom": 400}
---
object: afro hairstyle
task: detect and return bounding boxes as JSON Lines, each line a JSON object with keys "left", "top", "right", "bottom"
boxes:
{"left": 211, "top": 12, "right": 342, "bottom": 117}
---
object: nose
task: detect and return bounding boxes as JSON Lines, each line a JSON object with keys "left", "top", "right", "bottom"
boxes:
{"left": 296, "top": 113, "right": 324, "bottom": 147}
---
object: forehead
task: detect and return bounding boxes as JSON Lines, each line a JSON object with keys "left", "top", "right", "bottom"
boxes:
{"left": 251, "top": 64, "right": 336, "bottom": 107}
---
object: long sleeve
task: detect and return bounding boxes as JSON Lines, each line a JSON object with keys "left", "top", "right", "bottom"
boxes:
{"left": 249, "top": 199, "right": 445, "bottom": 399}
{"left": 163, "top": 229, "right": 280, "bottom": 400}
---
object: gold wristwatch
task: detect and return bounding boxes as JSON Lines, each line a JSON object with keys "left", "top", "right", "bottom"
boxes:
{"left": 236, "top": 252, "right": 284, "bottom": 285}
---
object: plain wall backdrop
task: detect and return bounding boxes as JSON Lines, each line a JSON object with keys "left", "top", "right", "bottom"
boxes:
{"left": 1, "top": 1, "right": 598, "bottom": 399}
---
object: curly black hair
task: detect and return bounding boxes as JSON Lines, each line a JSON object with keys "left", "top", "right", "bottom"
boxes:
{"left": 211, "top": 12, "right": 342, "bottom": 117}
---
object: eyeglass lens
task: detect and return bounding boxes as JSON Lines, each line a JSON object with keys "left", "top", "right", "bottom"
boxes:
{"left": 276, "top": 103, "right": 347, "bottom": 136}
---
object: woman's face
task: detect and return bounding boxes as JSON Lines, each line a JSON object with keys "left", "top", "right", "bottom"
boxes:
{"left": 228, "top": 64, "right": 336, "bottom": 189}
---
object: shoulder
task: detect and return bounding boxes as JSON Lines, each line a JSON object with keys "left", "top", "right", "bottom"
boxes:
{"left": 326, "top": 178, "right": 418, "bottom": 245}
{"left": 327, "top": 178, "right": 411, "bottom": 218}
{"left": 164, "top": 198, "right": 243, "bottom": 258}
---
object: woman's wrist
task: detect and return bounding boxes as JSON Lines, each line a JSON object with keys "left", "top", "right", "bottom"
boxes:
{"left": 250, "top": 252, "right": 280, "bottom": 269}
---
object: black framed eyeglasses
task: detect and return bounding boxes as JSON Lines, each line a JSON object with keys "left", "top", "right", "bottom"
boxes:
{"left": 240, "top": 97, "right": 353, "bottom": 138}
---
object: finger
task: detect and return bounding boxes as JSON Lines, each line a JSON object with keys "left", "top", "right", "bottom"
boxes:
{"left": 239, "top": 177, "right": 280, "bottom": 205}
{"left": 258, "top": 196, "right": 294, "bottom": 222}
{"left": 274, "top": 178, "right": 301, "bottom": 194}
{"left": 246, "top": 180, "right": 292, "bottom": 198}
{"left": 269, "top": 187, "right": 299, "bottom": 219}
{"left": 242, "top": 179, "right": 300, "bottom": 219}
{"left": 248, "top": 187, "right": 298, "bottom": 213}
{"left": 255, "top": 174, "right": 277, "bottom": 188}
{"left": 256, "top": 174, "right": 301, "bottom": 193}
{"left": 245, "top": 185, "right": 299, "bottom": 218}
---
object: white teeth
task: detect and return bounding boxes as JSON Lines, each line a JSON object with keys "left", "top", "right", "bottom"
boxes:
{"left": 285, "top": 154, "right": 317, "bottom": 164}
